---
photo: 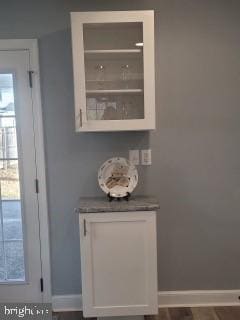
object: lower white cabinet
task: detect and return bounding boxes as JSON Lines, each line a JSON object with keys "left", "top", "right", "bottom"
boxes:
{"left": 79, "top": 211, "right": 158, "bottom": 317}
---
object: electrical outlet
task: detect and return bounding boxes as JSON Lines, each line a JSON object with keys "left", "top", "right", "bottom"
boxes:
{"left": 129, "top": 149, "right": 140, "bottom": 165}
{"left": 141, "top": 149, "right": 152, "bottom": 165}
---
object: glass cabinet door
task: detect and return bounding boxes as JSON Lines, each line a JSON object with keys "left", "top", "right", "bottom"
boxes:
{"left": 71, "top": 11, "right": 155, "bottom": 131}
{"left": 83, "top": 22, "right": 144, "bottom": 121}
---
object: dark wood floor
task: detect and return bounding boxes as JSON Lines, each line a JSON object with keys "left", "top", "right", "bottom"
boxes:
{"left": 53, "top": 307, "right": 240, "bottom": 319}
{"left": 148, "top": 307, "right": 240, "bottom": 319}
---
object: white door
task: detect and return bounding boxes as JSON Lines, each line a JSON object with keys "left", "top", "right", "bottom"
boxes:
{"left": 0, "top": 50, "right": 42, "bottom": 302}
{"left": 79, "top": 211, "right": 158, "bottom": 317}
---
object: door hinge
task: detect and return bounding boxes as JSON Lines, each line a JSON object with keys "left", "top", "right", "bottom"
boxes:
{"left": 28, "top": 71, "right": 34, "bottom": 88}
{"left": 35, "top": 178, "right": 39, "bottom": 194}
{"left": 40, "top": 278, "right": 44, "bottom": 292}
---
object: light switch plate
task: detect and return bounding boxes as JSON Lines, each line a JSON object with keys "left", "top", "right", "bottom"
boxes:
{"left": 129, "top": 149, "right": 140, "bottom": 165}
{"left": 141, "top": 149, "right": 152, "bottom": 165}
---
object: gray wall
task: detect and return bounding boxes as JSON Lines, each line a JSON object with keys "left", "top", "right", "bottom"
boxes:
{"left": 1, "top": 0, "right": 240, "bottom": 294}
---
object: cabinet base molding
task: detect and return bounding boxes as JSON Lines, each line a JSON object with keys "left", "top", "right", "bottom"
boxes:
{"left": 52, "top": 290, "right": 240, "bottom": 312}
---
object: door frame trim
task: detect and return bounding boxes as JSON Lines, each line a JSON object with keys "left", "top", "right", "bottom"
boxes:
{"left": 0, "top": 39, "right": 51, "bottom": 302}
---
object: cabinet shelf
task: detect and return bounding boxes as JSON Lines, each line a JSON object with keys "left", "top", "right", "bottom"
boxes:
{"left": 84, "top": 49, "right": 142, "bottom": 54}
{"left": 86, "top": 89, "right": 143, "bottom": 95}
{"left": 84, "top": 49, "right": 142, "bottom": 61}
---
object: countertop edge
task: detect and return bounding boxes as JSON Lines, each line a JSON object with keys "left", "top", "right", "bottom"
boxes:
{"left": 75, "top": 196, "right": 160, "bottom": 214}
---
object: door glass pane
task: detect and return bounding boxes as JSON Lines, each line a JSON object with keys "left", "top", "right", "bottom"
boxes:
{"left": 83, "top": 22, "right": 144, "bottom": 120}
{"left": 0, "top": 74, "right": 25, "bottom": 282}
{"left": 5, "top": 241, "right": 25, "bottom": 280}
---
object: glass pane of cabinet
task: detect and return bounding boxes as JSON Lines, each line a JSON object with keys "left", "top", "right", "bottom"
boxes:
{"left": 71, "top": 11, "right": 155, "bottom": 131}
{"left": 83, "top": 22, "right": 143, "bottom": 50}
{"left": 83, "top": 22, "right": 144, "bottom": 121}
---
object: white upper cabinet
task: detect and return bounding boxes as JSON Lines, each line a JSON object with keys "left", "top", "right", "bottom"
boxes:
{"left": 71, "top": 11, "right": 155, "bottom": 132}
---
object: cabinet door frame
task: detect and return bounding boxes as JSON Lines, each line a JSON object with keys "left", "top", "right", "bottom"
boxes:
{"left": 71, "top": 11, "right": 155, "bottom": 132}
{"left": 79, "top": 211, "right": 158, "bottom": 317}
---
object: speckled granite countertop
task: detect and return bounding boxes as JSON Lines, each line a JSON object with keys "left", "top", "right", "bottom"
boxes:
{"left": 75, "top": 196, "right": 160, "bottom": 214}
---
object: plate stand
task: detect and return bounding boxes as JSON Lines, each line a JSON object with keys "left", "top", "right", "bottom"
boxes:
{"left": 107, "top": 192, "right": 131, "bottom": 202}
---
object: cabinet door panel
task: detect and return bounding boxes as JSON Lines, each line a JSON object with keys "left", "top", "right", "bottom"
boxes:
{"left": 79, "top": 212, "right": 158, "bottom": 317}
{"left": 92, "top": 220, "right": 147, "bottom": 306}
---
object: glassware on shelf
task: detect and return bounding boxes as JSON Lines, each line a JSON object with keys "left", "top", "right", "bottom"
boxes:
{"left": 96, "top": 97, "right": 108, "bottom": 119}
{"left": 122, "top": 102, "right": 128, "bottom": 119}
{"left": 95, "top": 64, "right": 106, "bottom": 89}
{"left": 86, "top": 97, "right": 97, "bottom": 120}
{"left": 102, "top": 100, "right": 118, "bottom": 120}
{"left": 121, "top": 64, "right": 130, "bottom": 89}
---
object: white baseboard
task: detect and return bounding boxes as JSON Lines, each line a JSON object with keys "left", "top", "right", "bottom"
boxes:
{"left": 158, "top": 290, "right": 240, "bottom": 307}
{"left": 52, "top": 290, "right": 240, "bottom": 312}
{"left": 52, "top": 294, "right": 82, "bottom": 312}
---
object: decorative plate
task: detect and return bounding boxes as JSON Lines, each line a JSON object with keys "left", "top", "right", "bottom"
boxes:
{"left": 98, "top": 157, "right": 138, "bottom": 198}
